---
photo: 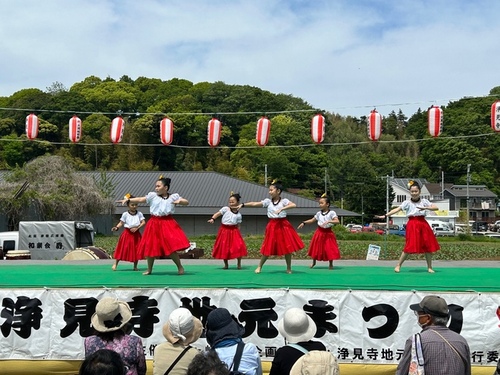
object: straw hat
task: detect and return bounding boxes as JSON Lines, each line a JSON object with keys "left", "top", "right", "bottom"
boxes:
{"left": 91, "top": 297, "right": 132, "bottom": 333}
{"left": 278, "top": 308, "right": 317, "bottom": 343}
{"left": 290, "top": 351, "right": 339, "bottom": 375}
{"left": 163, "top": 308, "right": 203, "bottom": 345}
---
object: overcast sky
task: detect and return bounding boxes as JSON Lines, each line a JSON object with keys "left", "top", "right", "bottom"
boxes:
{"left": 1, "top": 0, "right": 499, "bottom": 118}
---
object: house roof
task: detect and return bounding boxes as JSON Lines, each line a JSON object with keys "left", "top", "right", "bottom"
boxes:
{"left": 423, "top": 183, "right": 453, "bottom": 195}
{"left": 444, "top": 185, "right": 497, "bottom": 198}
{"left": 391, "top": 178, "right": 429, "bottom": 191}
{"left": 81, "top": 171, "right": 361, "bottom": 217}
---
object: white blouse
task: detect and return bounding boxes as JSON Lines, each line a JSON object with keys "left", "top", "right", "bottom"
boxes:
{"left": 314, "top": 210, "right": 338, "bottom": 228}
{"left": 400, "top": 198, "right": 433, "bottom": 217}
{"left": 146, "top": 192, "right": 181, "bottom": 216}
{"left": 261, "top": 198, "right": 291, "bottom": 219}
{"left": 119, "top": 211, "right": 145, "bottom": 228}
{"left": 219, "top": 206, "right": 242, "bottom": 225}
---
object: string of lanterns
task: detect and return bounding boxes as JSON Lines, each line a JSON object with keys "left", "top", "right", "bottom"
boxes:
{"left": 24, "top": 101, "right": 500, "bottom": 144}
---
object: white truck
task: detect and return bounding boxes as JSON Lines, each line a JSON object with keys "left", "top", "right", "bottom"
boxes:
{"left": 0, "top": 221, "right": 94, "bottom": 260}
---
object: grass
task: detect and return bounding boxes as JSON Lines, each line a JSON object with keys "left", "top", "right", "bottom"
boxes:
{"left": 93, "top": 227, "right": 500, "bottom": 261}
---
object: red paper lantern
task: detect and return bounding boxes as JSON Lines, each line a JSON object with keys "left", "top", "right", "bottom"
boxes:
{"left": 367, "top": 110, "right": 382, "bottom": 141}
{"left": 68, "top": 115, "right": 82, "bottom": 143}
{"left": 256, "top": 116, "right": 271, "bottom": 146}
{"left": 428, "top": 105, "right": 443, "bottom": 137}
{"left": 160, "top": 117, "right": 174, "bottom": 145}
{"left": 25, "top": 114, "right": 39, "bottom": 140}
{"left": 110, "top": 116, "right": 125, "bottom": 143}
{"left": 207, "top": 118, "right": 221, "bottom": 147}
{"left": 491, "top": 101, "right": 500, "bottom": 132}
{"left": 311, "top": 114, "right": 325, "bottom": 144}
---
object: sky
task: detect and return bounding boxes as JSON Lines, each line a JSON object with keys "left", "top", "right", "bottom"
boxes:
{"left": 1, "top": 0, "right": 499, "bottom": 118}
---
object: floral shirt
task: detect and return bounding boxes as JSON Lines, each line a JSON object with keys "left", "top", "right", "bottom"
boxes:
{"left": 84, "top": 333, "right": 146, "bottom": 375}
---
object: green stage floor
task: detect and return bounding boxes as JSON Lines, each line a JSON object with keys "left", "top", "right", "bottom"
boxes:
{"left": 0, "top": 259, "right": 499, "bottom": 292}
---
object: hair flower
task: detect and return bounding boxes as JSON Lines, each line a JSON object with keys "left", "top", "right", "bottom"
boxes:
{"left": 124, "top": 193, "right": 131, "bottom": 200}
{"left": 407, "top": 180, "right": 414, "bottom": 189}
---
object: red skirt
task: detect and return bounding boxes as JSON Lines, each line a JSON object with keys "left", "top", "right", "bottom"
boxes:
{"left": 404, "top": 216, "right": 440, "bottom": 254}
{"left": 307, "top": 226, "right": 340, "bottom": 261}
{"left": 113, "top": 228, "right": 143, "bottom": 262}
{"left": 138, "top": 215, "right": 190, "bottom": 258}
{"left": 260, "top": 218, "right": 304, "bottom": 256}
{"left": 212, "top": 224, "right": 248, "bottom": 260}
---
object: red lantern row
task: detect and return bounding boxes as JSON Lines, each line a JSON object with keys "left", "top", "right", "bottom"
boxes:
{"left": 24, "top": 104, "right": 500, "bottom": 144}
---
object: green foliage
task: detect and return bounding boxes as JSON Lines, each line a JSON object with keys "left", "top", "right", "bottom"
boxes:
{"left": 0, "top": 76, "right": 499, "bottom": 207}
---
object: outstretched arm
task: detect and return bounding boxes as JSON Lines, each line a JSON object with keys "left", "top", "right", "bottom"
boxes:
{"left": 375, "top": 206, "right": 402, "bottom": 219}
{"left": 208, "top": 211, "right": 222, "bottom": 224}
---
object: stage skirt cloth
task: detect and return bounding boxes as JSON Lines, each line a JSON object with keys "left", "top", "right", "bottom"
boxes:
{"left": 138, "top": 215, "right": 190, "bottom": 258}
{"left": 260, "top": 218, "right": 304, "bottom": 256}
{"left": 403, "top": 216, "right": 440, "bottom": 254}
{"left": 307, "top": 226, "right": 340, "bottom": 261}
{"left": 212, "top": 224, "right": 248, "bottom": 260}
{"left": 113, "top": 228, "right": 143, "bottom": 262}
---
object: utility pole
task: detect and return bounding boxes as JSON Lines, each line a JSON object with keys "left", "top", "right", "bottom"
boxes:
{"left": 265, "top": 164, "right": 268, "bottom": 187}
{"left": 324, "top": 167, "right": 328, "bottom": 195}
{"left": 386, "top": 175, "right": 390, "bottom": 229}
{"left": 466, "top": 164, "right": 471, "bottom": 232}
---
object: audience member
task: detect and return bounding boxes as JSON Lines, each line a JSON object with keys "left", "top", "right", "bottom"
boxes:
{"left": 79, "top": 349, "right": 126, "bottom": 375}
{"left": 206, "top": 307, "right": 262, "bottom": 375}
{"left": 289, "top": 351, "right": 339, "bottom": 375}
{"left": 187, "top": 350, "right": 230, "bottom": 375}
{"left": 153, "top": 307, "right": 202, "bottom": 375}
{"left": 396, "top": 295, "right": 471, "bottom": 375}
{"left": 270, "top": 307, "right": 326, "bottom": 375}
{"left": 84, "top": 297, "right": 146, "bottom": 375}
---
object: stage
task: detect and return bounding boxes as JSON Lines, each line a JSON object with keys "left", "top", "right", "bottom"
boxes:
{"left": 1, "top": 259, "right": 499, "bottom": 375}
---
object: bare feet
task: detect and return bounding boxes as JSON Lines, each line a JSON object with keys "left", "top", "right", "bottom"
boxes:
{"left": 177, "top": 267, "right": 185, "bottom": 275}
{"left": 254, "top": 267, "right": 261, "bottom": 274}
{"left": 222, "top": 265, "right": 228, "bottom": 269}
{"left": 133, "top": 267, "right": 139, "bottom": 271}
{"left": 111, "top": 264, "right": 117, "bottom": 271}
{"left": 143, "top": 270, "right": 152, "bottom": 275}
{"left": 286, "top": 269, "right": 292, "bottom": 274}
{"left": 329, "top": 265, "right": 334, "bottom": 270}
{"left": 428, "top": 268, "right": 435, "bottom": 273}
{"left": 394, "top": 265, "right": 401, "bottom": 273}
{"left": 237, "top": 264, "right": 241, "bottom": 270}
{"left": 310, "top": 260, "right": 316, "bottom": 269}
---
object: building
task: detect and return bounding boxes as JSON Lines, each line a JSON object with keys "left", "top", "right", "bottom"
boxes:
{"left": 0, "top": 170, "right": 360, "bottom": 236}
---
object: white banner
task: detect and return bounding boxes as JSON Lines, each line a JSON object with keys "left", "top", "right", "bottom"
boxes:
{"left": 1, "top": 288, "right": 499, "bottom": 367}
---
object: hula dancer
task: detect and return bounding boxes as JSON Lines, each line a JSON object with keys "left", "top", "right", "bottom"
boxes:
{"left": 241, "top": 180, "right": 304, "bottom": 274}
{"left": 111, "top": 194, "right": 145, "bottom": 271}
{"left": 208, "top": 192, "right": 247, "bottom": 269}
{"left": 298, "top": 194, "right": 340, "bottom": 269}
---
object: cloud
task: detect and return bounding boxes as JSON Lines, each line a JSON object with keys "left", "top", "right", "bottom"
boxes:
{"left": 0, "top": 0, "right": 499, "bottom": 118}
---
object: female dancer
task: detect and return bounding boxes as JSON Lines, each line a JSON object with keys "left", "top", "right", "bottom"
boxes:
{"left": 118, "top": 176, "right": 190, "bottom": 275}
{"left": 375, "top": 180, "right": 440, "bottom": 273}
{"left": 208, "top": 192, "right": 247, "bottom": 269}
{"left": 241, "top": 180, "right": 304, "bottom": 274}
{"left": 111, "top": 194, "right": 145, "bottom": 271}
{"left": 297, "top": 194, "right": 340, "bottom": 269}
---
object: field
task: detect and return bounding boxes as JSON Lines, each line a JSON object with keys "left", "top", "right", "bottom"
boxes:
{"left": 94, "top": 229, "right": 500, "bottom": 261}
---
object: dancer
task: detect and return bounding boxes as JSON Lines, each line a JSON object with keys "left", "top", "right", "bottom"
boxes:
{"left": 208, "top": 192, "right": 247, "bottom": 269}
{"left": 111, "top": 194, "right": 145, "bottom": 271}
{"left": 240, "top": 180, "right": 304, "bottom": 274}
{"left": 118, "top": 175, "right": 190, "bottom": 275}
{"left": 375, "top": 180, "right": 440, "bottom": 273}
{"left": 297, "top": 194, "right": 340, "bottom": 270}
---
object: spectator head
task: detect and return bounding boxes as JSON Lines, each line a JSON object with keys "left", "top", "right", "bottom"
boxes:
{"left": 91, "top": 297, "right": 132, "bottom": 333}
{"left": 278, "top": 308, "right": 317, "bottom": 344}
{"left": 187, "top": 350, "right": 230, "bottom": 375}
{"left": 79, "top": 349, "right": 126, "bottom": 375}
{"left": 163, "top": 307, "right": 203, "bottom": 346}
{"left": 290, "top": 351, "right": 340, "bottom": 375}
{"left": 410, "top": 295, "right": 449, "bottom": 326}
{"left": 206, "top": 308, "right": 245, "bottom": 348}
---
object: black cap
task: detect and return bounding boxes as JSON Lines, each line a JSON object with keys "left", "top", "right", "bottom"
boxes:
{"left": 410, "top": 295, "right": 449, "bottom": 317}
